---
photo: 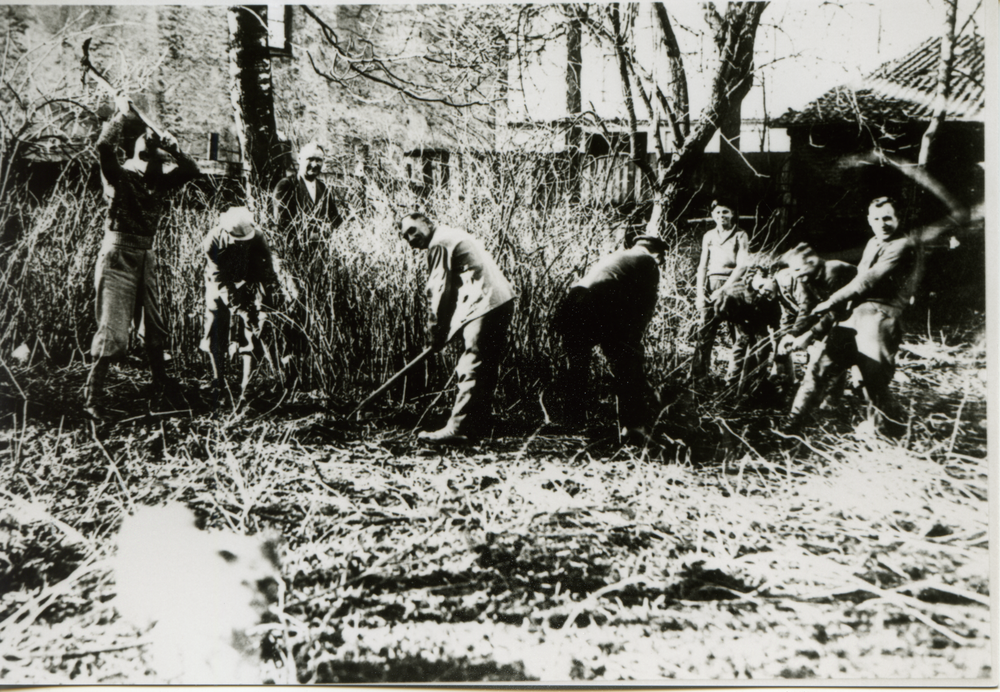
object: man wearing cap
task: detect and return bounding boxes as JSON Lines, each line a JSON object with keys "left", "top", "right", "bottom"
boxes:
{"left": 551, "top": 233, "right": 667, "bottom": 443}
{"left": 784, "top": 197, "right": 922, "bottom": 435}
{"left": 400, "top": 212, "right": 515, "bottom": 443}
{"left": 691, "top": 198, "right": 751, "bottom": 381}
{"left": 84, "top": 94, "right": 200, "bottom": 421}
{"left": 273, "top": 141, "right": 344, "bottom": 238}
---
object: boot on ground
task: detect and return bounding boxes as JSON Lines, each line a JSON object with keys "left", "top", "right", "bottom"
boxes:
{"left": 418, "top": 425, "right": 471, "bottom": 445}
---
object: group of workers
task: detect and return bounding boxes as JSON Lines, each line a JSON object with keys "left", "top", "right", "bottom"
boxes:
{"left": 688, "top": 196, "right": 920, "bottom": 439}
{"left": 82, "top": 97, "right": 923, "bottom": 444}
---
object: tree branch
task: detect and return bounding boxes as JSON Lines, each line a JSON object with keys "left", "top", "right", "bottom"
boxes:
{"left": 652, "top": 2, "right": 689, "bottom": 137}
{"left": 301, "top": 5, "right": 494, "bottom": 110}
{"left": 610, "top": 4, "right": 656, "bottom": 188}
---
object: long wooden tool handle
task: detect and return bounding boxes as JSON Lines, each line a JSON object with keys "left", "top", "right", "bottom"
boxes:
{"left": 349, "top": 346, "right": 435, "bottom": 419}
{"left": 81, "top": 38, "right": 163, "bottom": 139}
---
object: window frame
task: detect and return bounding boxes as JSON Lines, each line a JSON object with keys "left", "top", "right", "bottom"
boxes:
{"left": 267, "top": 4, "right": 293, "bottom": 58}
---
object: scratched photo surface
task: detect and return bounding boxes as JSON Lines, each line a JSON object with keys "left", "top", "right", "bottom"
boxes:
{"left": 0, "top": 0, "right": 992, "bottom": 684}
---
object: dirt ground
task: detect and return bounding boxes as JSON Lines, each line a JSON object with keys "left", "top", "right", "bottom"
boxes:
{"left": 0, "top": 334, "right": 992, "bottom": 683}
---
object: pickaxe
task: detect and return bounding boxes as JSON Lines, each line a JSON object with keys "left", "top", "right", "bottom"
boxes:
{"left": 81, "top": 38, "right": 164, "bottom": 139}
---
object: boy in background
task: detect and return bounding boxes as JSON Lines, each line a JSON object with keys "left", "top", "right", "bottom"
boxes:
{"left": 690, "top": 198, "right": 751, "bottom": 382}
{"left": 201, "top": 206, "right": 298, "bottom": 404}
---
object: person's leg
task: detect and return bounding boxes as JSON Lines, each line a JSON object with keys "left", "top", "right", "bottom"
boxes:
{"left": 690, "top": 304, "right": 719, "bottom": 380}
{"left": 784, "top": 327, "right": 855, "bottom": 432}
{"left": 691, "top": 276, "right": 724, "bottom": 380}
{"left": 772, "top": 351, "right": 795, "bottom": 391}
{"left": 210, "top": 304, "right": 233, "bottom": 407}
{"left": 139, "top": 250, "right": 173, "bottom": 388}
{"left": 819, "top": 368, "right": 849, "bottom": 410}
{"left": 235, "top": 288, "right": 266, "bottom": 400}
{"left": 559, "top": 341, "right": 592, "bottom": 426}
{"left": 602, "top": 337, "right": 652, "bottom": 439}
{"left": 86, "top": 243, "right": 140, "bottom": 418}
{"left": 724, "top": 328, "right": 751, "bottom": 392}
{"left": 551, "top": 287, "right": 595, "bottom": 426}
{"left": 84, "top": 356, "right": 111, "bottom": 419}
{"left": 853, "top": 304, "right": 906, "bottom": 436}
{"left": 422, "top": 303, "right": 514, "bottom": 441}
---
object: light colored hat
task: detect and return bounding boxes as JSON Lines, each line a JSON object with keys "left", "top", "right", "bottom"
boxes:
{"left": 217, "top": 206, "right": 255, "bottom": 236}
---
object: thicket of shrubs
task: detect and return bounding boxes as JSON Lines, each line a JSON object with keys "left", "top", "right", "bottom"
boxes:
{"left": 0, "top": 156, "right": 705, "bottom": 413}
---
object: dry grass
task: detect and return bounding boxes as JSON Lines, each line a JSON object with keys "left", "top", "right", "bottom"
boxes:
{"left": 0, "top": 330, "right": 989, "bottom": 682}
{"left": 0, "top": 152, "right": 990, "bottom": 683}
{"left": 0, "top": 157, "right": 709, "bottom": 413}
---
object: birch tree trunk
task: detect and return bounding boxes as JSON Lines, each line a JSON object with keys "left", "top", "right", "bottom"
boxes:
{"left": 917, "top": 0, "right": 957, "bottom": 167}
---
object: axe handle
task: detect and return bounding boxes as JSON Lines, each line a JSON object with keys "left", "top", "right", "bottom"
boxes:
{"left": 82, "top": 39, "right": 163, "bottom": 139}
{"left": 349, "top": 346, "right": 435, "bottom": 418}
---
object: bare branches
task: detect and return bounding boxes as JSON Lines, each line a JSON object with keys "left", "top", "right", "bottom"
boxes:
{"left": 609, "top": 4, "right": 655, "bottom": 187}
{"left": 300, "top": 5, "right": 500, "bottom": 110}
{"left": 702, "top": 2, "right": 725, "bottom": 51}
{"left": 918, "top": 0, "right": 958, "bottom": 166}
{"left": 652, "top": 3, "right": 689, "bottom": 137}
{"left": 956, "top": 0, "right": 983, "bottom": 38}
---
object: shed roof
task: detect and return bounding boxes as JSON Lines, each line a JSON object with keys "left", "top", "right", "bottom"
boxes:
{"left": 770, "top": 34, "right": 984, "bottom": 127}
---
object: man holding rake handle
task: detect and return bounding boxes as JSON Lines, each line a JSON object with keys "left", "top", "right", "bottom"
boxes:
{"left": 83, "top": 93, "right": 200, "bottom": 421}
{"left": 782, "top": 196, "right": 922, "bottom": 436}
{"left": 400, "top": 212, "right": 515, "bottom": 444}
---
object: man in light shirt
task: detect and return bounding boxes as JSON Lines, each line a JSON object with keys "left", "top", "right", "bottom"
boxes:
{"left": 400, "top": 212, "right": 515, "bottom": 444}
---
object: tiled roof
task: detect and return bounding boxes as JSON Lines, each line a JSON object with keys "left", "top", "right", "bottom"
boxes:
{"left": 770, "top": 34, "right": 984, "bottom": 127}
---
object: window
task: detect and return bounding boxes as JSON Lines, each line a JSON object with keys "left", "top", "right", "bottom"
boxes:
{"left": 267, "top": 4, "right": 292, "bottom": 56}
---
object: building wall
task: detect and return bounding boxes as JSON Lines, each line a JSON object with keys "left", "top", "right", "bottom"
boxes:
{"left": 4, "top": 5, "right": 497, "bottom": 181}
{"left": 783, "top": 121, "right": 983, "bottom": 253}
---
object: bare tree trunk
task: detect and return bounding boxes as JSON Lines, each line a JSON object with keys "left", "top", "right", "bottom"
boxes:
{"left": 651, "top": 2, "right": 689, "bottom": 139}
{"left": 611, "top": 4, "right": 642, "bottom": 205}
{"left": 647, "top": 1, "right": 766, "bottom": 236}
{"left": 228, "top": 5, "right": 281, "bottom": 209}
{"left": 719, "top": 99, "right": 742, "bottom": 193}
{"left": 918, "top": 0, "right": 957, "bottom": 167}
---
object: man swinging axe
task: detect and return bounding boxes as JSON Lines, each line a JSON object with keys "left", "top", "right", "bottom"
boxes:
{"left": 399, "top": 212, "right": 515, "bottom": 444}
{"left": 83, "top": 92, "right": 200, "bottom": 421}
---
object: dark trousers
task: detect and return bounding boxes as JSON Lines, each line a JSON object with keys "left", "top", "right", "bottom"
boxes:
{"left": 446, "top": 302, "right": 514, "bottom": 434}
{"left": 788, "top": 302, "right": 905, "bottom": 431}
{"left": 692, "top": 299, "right": 766, "bottom": 394}
{"left": 554, "top": 287, "right": 653, "bottom": 429}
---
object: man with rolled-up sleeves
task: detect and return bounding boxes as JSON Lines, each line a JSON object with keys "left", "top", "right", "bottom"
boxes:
{"left": 84, "top": 94, "right": 200, "bottom": 421}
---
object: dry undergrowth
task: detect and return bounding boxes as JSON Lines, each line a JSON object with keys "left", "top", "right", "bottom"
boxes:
{"left": 0, "top": 333, "right": 990, "bottom": 683}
